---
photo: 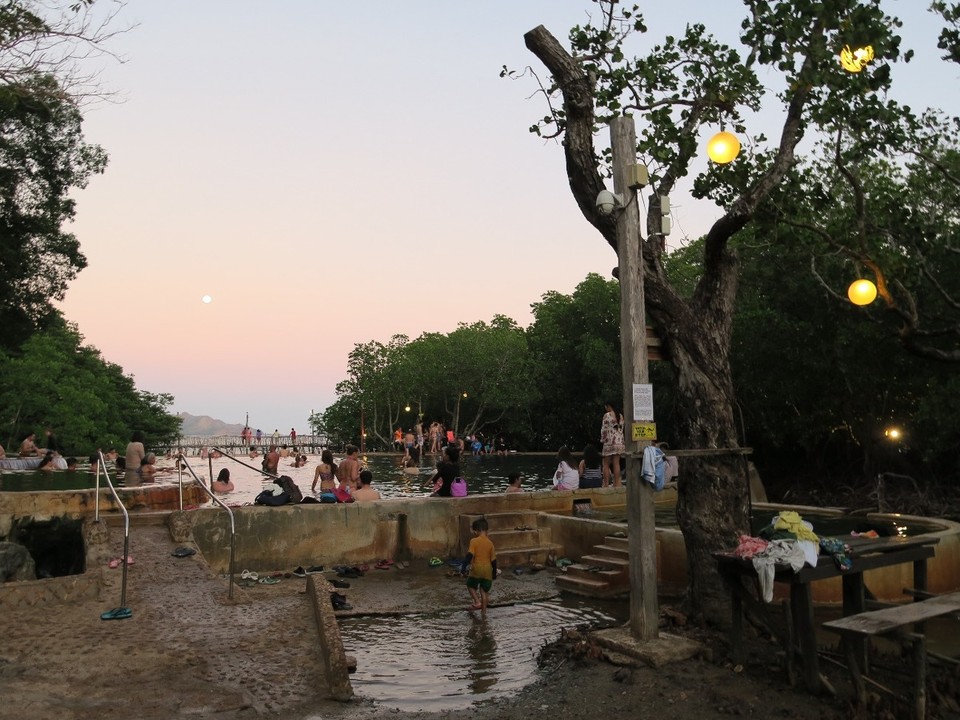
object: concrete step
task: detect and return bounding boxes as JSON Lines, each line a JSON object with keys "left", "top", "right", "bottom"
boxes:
{"left": 580, "top": 554, "right": 629, "bottom": 571}
{"left": 555, "top": 573, "right": 629, "bottom": 599}
{"left": 593, "top": 543, "right": 629, "bottom": 558}
{"left": 496, "top": 544, "right": 561, "bottom": 568}
{"left": 604, "top": 535, "right": 629, "bottom": 549}
{"left": 488, "top": 527, "right": 552, "bottom": 550}
{"left": 481, "top": 512, "right": 540, "bottom": 532}
{"left": 565, "top": 563, "right": 625, "bottom": 583}
{"left": 100, "top": 511, "right": 172, "bottom": 528}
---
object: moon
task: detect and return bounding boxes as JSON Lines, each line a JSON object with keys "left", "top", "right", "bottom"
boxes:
{"left": 201, "top": 295, "right": 212, "bottom": 304}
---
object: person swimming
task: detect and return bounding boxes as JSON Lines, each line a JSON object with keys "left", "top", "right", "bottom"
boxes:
{"left": 211, "top": 467, "right": 234, "bottom": 493}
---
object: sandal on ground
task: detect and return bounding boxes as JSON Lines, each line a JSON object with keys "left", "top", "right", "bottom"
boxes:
{"left": 375, "top": 559, "right": 394, "bottom": 570}
{"left": 100, "top": 607, "right": 133, "bottom": 621}
{"left": 171, "top": 547, "right": 196, "bottom": 558}
{"left": 241, "top": 569, "right": 259, "bottom": 581}
{"left": 293, "top": 566, "right": 307, "bottom": 577}
{"left": 331, "top": 579, "right": 350, "bottom": 589}
{"left": 258, "top": 576, "right": 281, "bottom": 585}
{"left": 428, "top": 557, "right": 443, "bottom": 567}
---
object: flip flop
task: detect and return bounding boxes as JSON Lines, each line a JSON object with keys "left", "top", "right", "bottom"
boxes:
{"left": 171, "top": 547, "right": 196, "bottom": 558}
{"left": 258, "top": 576, "right": 281, "bottom": 585}
{"left": 375, "top": 559, "right": 394, "bottom": 570}
{"left": 108, "top": 558, "right": 120, "bottom": 569}
{"left": 306, "top": 565, "right": 325, "bottom": 574}
{"left": 428, "top": 557, "right": 443, "bottom": 567}
{"left": 293, "top": 566, "right": 307, "bottom": 577}
{"left": 240, "top": 570, "right": 259, "bottom": 581}
{"left": 101, "top": 607, "right": 132, "bottom": 621}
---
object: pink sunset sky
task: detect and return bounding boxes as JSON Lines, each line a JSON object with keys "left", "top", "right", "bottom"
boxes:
{"left": 56, "top": 2, "right": 951, "bottom": 433}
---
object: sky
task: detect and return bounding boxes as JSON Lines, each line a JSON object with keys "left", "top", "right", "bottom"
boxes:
{"left": 55, "top": 1, "right": 952, "bottom": 434}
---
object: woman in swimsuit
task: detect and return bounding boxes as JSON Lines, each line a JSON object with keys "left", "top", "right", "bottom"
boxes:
{"left": 312, "top": 449, "right": 338, "bottom": 493}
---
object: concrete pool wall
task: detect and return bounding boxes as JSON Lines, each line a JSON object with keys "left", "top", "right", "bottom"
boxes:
{"left": 2, "top": 483, "right": 958, "bottom": 607}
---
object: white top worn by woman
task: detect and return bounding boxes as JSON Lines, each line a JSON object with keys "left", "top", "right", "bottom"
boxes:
{"left": 554, "top": 461, "right": 580, "bottom": 491}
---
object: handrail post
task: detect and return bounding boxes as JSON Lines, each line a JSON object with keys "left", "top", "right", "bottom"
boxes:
{"left": 97, "top": 450, "right": 132, "bottom": 620}
{"left": 177, "top": 453, "right": 237, "bottom": 600}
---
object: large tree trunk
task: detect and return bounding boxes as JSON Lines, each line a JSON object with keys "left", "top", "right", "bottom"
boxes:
{"left": 525, "top": 25, "right": 755, "bottom": 623}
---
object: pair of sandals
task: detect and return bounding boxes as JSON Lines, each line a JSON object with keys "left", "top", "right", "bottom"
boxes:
{"left": 239, "top": 569, "right": 281, "bottom": 585}
{"left": 107, "top": 556, "right": 134, "bottom": 569}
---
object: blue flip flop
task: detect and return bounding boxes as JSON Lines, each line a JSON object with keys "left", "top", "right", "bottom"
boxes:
{"left": 101, "top": 607, "right": 132, "bottom": 621}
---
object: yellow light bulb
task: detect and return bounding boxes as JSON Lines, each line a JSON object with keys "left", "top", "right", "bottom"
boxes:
{"left": 706, "top": 131, "right": 741, "bottom": 164}
{"left": 847, "top": 279, "right": 877, "bottom": 305}
{"left": 840, "top": 45, "right": 874, "bottom": 73}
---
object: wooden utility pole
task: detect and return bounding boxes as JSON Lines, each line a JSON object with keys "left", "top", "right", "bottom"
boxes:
{"left": 610, "top": 115, "right": 659, "bottom": 640}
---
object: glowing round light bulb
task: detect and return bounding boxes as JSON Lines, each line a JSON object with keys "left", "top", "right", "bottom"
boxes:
{"left": 840, "top": 44, "right": 874, "bottom": 73}
{"left": 847, "top": 279, "right": 877, "bottom": 306}
{"left": 201, "top": 295, "right": 213, "bottom": 304}
{"left": 706, "top": 131, "right": 741, "bottom": 164}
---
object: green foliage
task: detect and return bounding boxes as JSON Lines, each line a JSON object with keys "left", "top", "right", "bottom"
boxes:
{"left": 0, "top": 74, "right": 107, "bottom": 348}
{"left": 0, "top": 316, "right": 181, "bottom": 454}
{"left": 526, "top": 273, "right": 622, "bottom": 448}
{"left": 933, "top": 1, "right": 960, "bottom": 63}
{"left": 320, "top": 319, "right": 536, "bottom": 448}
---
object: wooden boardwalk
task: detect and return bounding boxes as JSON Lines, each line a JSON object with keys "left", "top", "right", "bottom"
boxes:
{"left": 163, "top": 434, "right": 329, "bottom": 455}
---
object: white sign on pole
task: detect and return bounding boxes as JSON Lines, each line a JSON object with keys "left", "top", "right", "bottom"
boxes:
{"left": 633, "top": 383, "right": 654, "bottom": 421}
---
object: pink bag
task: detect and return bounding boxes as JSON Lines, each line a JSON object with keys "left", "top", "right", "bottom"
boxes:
{"left": 451, "top": 477, "right": 468, "bottom": 497}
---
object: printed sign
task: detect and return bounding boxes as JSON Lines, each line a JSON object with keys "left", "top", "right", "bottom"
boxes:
{"left": 633, "top": 383, "right": 654, "bottom": 421}
{"left": 631, "top": 422, "right": 657, "bottom": 441}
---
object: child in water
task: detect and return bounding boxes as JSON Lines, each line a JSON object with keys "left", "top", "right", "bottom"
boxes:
{"left": 460, "top": 518, "right": 497, "bottom": 613}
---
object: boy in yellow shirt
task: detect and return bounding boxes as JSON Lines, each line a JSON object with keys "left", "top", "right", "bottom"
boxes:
{"left": 461, "top": 518, "right": 497, "bottom": 613}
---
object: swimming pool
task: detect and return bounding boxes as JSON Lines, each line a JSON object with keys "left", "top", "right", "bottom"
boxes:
{"left": 0, "top": 452, "right": 569, "bottom": 505}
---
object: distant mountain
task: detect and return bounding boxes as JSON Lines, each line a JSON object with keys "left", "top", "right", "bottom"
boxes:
{"left": 178, "top": 412, "right": 245, "bottom": 437}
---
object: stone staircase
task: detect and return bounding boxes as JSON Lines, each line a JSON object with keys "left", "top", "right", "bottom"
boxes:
{"left": 459, "top": 511, "right": 561, "bottom": 568}
{"left": 555, "top": 533, "right": 631, "bottom": 598}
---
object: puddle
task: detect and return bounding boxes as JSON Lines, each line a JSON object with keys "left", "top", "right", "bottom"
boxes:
{"left": 339, "top": 596, "right": 628, "bottom": 712}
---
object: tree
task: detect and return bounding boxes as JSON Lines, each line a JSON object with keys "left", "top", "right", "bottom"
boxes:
{"left": 521, "top": 1, "right": 919, "bottom": 620}
{"left": 0, "top": 0, "right": 127, "bottom": 105}
{"left": 527, "top": 273, "right": 622, "bottom": 448}
{"left": 0, "top": 315, "right": 180, "bottom": 453}
{"left": 0, "top": 73, "right": 107, "bottom": 347}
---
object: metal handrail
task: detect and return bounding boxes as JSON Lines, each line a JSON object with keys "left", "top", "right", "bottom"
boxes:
{"left": 176, "top": 454, "right": 238, "bottom": 600}
{"left": 95, "top": 450, "right": 132, "bottom": 618}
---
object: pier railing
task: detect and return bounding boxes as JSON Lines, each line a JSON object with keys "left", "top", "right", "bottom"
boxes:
{"left": 163, "top": 434, "right": 329, "bottom": 455}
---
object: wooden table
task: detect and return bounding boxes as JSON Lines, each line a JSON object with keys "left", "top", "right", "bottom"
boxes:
{"left": 822, "top": 591, "right": 960, "bottom": 719}
{"left": 714, "top": 535, "right": 940, "bottom": 694}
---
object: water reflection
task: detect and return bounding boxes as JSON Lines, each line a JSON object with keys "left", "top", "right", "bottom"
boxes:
{"left": 339, "top": 597, "right": 626, "bottom": 712}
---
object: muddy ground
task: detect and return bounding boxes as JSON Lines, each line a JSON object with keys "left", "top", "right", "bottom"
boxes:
{"left": 4, "top": 519, "right": 958, "bottom": 720}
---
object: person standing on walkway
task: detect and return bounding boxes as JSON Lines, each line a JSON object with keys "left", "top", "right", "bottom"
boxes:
{"left": 272, "top": 429, "right": 280, "bottom": 444}
{"left": 290, "top": 427, "right": 297, "bottom": 445}
{"left": 600, "top": 401, "right": 625, "bottom": 487}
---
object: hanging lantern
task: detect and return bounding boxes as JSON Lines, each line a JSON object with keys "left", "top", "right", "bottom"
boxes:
{"left": 847, "top": 278, "right": 877, "bottom": 305}
{"left": 839, "top": 44, "right": 874, "bottom": 73}
{"left": 706, "top": 131, "right": 741, "bottom": 164}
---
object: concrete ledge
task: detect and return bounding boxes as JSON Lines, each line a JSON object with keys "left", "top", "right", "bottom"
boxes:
{"left": 306, "top": 574, "right": 354, "bottom": 702}
{"left": 0, "top": 567, "right": 103, "bottom": 608}
{"left": 591, "top": 627, "right": 703, "bottom": 667}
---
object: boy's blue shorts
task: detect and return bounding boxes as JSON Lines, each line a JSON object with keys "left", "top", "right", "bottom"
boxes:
{"left": 466, "top": 576, "right": 492, "bottom": 592}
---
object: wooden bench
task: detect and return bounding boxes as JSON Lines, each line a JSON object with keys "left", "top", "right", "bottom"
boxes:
{"left": 822, "top": 591, "right": 960, "bottom": 719}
